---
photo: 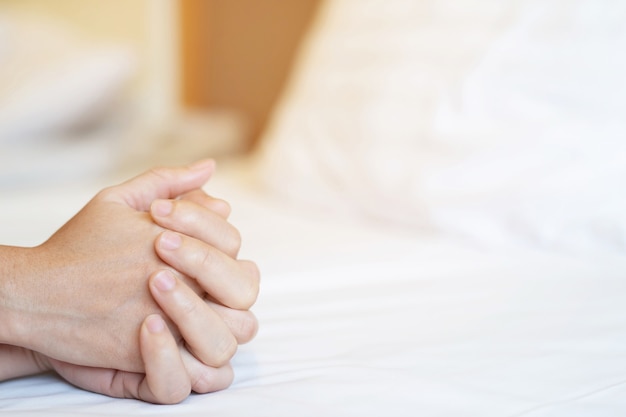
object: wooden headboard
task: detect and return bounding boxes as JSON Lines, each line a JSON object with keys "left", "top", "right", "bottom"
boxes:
{"left": 180, "top": 0, "right": 321, "bottom": 150}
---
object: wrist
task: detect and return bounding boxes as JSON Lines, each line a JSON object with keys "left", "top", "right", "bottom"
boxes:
{"left": 0, "top": 245, "right": 38, "bottom": 347}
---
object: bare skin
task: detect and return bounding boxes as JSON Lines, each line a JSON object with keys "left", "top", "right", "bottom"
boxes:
{"left": 0, "top": 160, "right": 260, "bottom": 403}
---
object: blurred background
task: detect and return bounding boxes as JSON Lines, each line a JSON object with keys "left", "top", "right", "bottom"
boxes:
{"left": 2, "top": 0, "right": 625, "bottom": 253}
{"left": 0, "top": 0, "right": 319, "bottom": 187}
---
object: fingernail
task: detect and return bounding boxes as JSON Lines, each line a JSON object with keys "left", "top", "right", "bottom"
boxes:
{"left": 160, "top": 231, "right": 181, "bottom": 251}
{"left": 152, "top": 199, "right": 173, "bottom": 217}
{"left": 146, "top": 315, "right": 165, "bottom": 334}
{"left": 154, "top": 270, "right": 176, "bottom": 292}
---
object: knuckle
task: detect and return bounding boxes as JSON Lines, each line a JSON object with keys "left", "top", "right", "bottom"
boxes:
{"left": 202, "top": 194, "right": 231, "bottom": 216}
{"left": 172, "top": 199, "right": 193, "bottom": 219}
{"left": 177, "top": 293, "right": 199, "bottom": 317}
{"left": 191, "top": 368, "right": 215, "bottom": 394}
{"left": 199, "top": 246, "right": 216, "bottom": 270}
{"left": 238, "top": 261, "right": 261, "bottom": 309}
{"left": 236, "top": 311, "right": 259, "bottom": 344}
{"left": 213, "top": 336, "right": 238, "bottom": 367}
{"left": 94, "top": 186, "right": 117, "bottom": 202}
{"left": 158, "top": 385, "right": 191, "bottom": 405}
{"left": 192, "top": 365, "right": 234, "bottom": 394}
{"left": 223, "top": 226, "right": 242, "bottom": 256}
{"left": 215, "top": 199, "right": 232, "bottom": 218}
{"left": 148, "top": 166, "right": 169, "bottom": 181}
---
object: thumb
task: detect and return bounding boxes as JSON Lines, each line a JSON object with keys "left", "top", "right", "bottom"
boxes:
{"left": 114, "top": 159, "right": 216, "bottom": 211}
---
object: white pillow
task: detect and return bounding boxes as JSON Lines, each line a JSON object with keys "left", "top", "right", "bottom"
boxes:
{"left": 256, "top": 0, "right": 626, "bottom": 253}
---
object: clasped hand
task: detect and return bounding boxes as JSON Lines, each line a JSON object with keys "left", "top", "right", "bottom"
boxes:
{"left": 0, "top": 160, "right": 260, "bottom": 404}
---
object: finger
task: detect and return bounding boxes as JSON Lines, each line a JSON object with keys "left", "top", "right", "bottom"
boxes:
{"left": 47, "top": 316, "right": 192, "bottom": 405}
{"left": 204, "top": 299, "right": 259, "bottom": 344}
{"left": 151, "top": 198, "right": 241, "bottom": 257}
{"left": 149, "top": 270, "right": 238, "bottom": 368}
{"left": 137, "top": 314, "right": 191, "bottom": 404}
{"left": 102, "top": 159, "right": 216, "bottom": 211}
{"left": 180, "top": 348, "right": 234, "bottom": 394}
{"left": 0, "top": 345, "right": 51, "bottom": 381}
{"left": 180, "top": 189, "right": 232, "bottom": 219}
{"left": 47, "top": 359, "right": 144, "bottom": 400}
{"left": 155, "top": 232, "right": 260, "bottom": 310}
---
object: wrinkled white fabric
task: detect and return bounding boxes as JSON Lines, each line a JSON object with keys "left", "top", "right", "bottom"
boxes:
{"left": 2, "top": 163, "right": 626, "bottom": 416}
{"left": 256, "top": 0, "right": 626, "bottom": 254}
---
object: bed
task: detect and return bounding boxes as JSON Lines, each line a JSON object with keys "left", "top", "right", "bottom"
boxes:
{"left": 2, "top": 1, "right": 626, "bottom": 416}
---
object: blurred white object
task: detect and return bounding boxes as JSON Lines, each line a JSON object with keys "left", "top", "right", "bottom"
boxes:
{"left": 0, "top": 10, "right": 245, "bottom": 189}
{"left": 0, "top": 13, "right": 136, "bottom": 142}
{"left": 0, "top": 12, "right": 138, "bottom": 189}
{"left": 0, "top": 126, "right": 120, "bottom": 191}
{"left": 257, "top": 0, "right": 626, "bottom": 255}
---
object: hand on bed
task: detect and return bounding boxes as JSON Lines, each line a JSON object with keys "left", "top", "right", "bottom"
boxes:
{"left": 0, "top": 313, "right": 233, "bottom": 404}
{"left": 55, "top": 314, "right": 217, "bottom": 405}
{"left": 45, "top": 304, "right": 240, "bottom": 404}
{"left": 1, "top": 160, "right": 259, "bottom": 377}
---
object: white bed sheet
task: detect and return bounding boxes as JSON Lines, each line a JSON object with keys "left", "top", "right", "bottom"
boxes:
{"left": 2, "top": 161, "right": 626, "bottom": 416}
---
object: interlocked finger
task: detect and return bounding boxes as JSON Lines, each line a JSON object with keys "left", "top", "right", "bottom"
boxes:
{"left": 138, "top": 314, "right": 191, "bottom": 404}
{"left": 180, "top": 189, "right": 232, "bottom": 219}
{"left": 155, "top": 232, "right": 260, "bottom": 310}
{"left": 180, "top": 348, "right": 235, "bottom": 394}
{"left": 149, "top": 270, "right": 238, "bottom": 368}
{"left": 151, "top": 198, "right": 241, "bottom": 257}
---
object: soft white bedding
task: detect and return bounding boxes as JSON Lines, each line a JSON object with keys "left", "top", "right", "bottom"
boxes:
{"left": 3, "top": 0, "right": 626, "bottom": 415}
{"left": 2, "top": 162, "right": 626, "bottom": 416}
{"left": 257, "top": 0, "right": 626, "bottom": 255}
